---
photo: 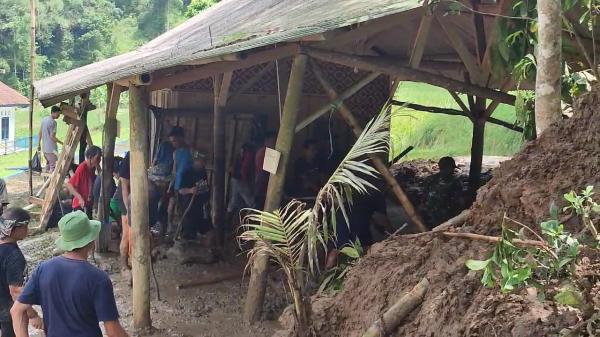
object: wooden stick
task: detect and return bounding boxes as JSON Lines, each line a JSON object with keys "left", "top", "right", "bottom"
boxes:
{"left": 362, "top": 278, "right": 429, "bottom": 337}
{"left": 176, "top": 271, "right": 243, "bottom": 290}
{"left": 305, "top": 47, "right": 516, "bottom": 106}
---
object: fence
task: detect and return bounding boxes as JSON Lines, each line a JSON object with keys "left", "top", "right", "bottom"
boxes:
{"left": 0, "top": 135, "right": 39, "bottom": 155}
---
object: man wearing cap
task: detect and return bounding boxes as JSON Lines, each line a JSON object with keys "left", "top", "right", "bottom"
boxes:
{"left": 11, "top": 211, "right": 129, "bottom": 337}
{"left": 178, "top": 151, "right": 212, "bottom": 240}
{"left": 0, "top": 208, "right": 42, "bottom": 337}
{"left": 38, "top": 106, "right": 63, "bottom": 173}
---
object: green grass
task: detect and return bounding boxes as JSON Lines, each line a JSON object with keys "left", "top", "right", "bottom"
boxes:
{"left": 391, "top": 82, "right": 523, "bottom": 160}
{"left": 0, "top": 105, "right": 130, "bottom": 178}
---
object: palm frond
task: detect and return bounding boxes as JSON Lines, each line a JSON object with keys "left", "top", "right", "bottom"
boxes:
{"left": 307, "top": 105, "right": 391, "bottom": 273}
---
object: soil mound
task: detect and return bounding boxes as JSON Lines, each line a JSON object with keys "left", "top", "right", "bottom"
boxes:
{"left": 303, "top": 88, "right": 600, "bottom": 337}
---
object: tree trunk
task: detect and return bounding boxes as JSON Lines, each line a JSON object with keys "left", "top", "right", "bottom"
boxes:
{"left": 212, "top": 75, "right": 227, "bottom": 247}
{"left": 129, "top": 84, "right": 152, "bottom": 329}
{"left": 469, "top": 118, "right": 486, "bottom": 195}
{"left": 244, "top": 54, "right": 308, "bottom": 323}
{"left": 535, "top": 0, "right": 562, "bottom": 134}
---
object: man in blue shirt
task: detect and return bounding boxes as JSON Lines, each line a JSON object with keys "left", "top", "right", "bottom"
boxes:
{"left": 10, "top": 211, "right": 129, "bottom": 337}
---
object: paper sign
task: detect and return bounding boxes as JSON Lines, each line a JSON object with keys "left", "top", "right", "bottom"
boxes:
{"left": 263, "top": 147, "right": 281, "bottom": 174}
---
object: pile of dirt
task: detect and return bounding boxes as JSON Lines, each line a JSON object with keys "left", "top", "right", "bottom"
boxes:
{"left": 298, "top": 88, "right": 600, "bottom": 337}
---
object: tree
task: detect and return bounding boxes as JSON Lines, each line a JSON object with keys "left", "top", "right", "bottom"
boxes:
{"left": 185, "top": 0, "right": 219, "bottom": 18}
{"left": 535, "top": 0, "right": 562, "bottom": 135}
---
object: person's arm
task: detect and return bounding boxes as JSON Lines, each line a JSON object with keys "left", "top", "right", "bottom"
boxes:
{"left": 9, "top": 286, "right": 42, "bottom": 329}
{"left": 51, "top": 131, "right": 63, "bottom": 146}
{"left": 120, "top": 177, "right": 130, "bottom": 213}
{"left": 66, "top": 181, "right": 85, "bottom": 207}
{"left": 10, "top": 301, "right": 30, "bottom": 337}
{"left": 104, "top": 320, "right": 129, "bottom": 337}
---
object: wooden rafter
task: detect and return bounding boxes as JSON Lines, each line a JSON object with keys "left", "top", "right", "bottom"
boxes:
{"left": 436, "top": 15, "right": 481, "bottom": 84}
{"left": 149, "top": 44, "right": 299, "bottom": 91}
{"left": 295, "top": 72, "right": 381, "bottom": 132}
{"left": 305, "top": 47, "right": 516, "bottom": 105}
{"left": 447, "top": 90, "right": 472, "bottom": 118}
{"left": 408, "top": 1, "right": 434, "bottom": 69}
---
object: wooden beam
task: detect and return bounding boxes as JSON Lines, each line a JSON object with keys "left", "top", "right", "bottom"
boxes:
{"left": 295, "top": 72, "right": 381, "bottom": 132}
{"left": 316, "top": 12, "right": 406, "bottom": 48}
{"left": 97, "top": 83, "right": 124, "bottom": 253}
{"left": 304, "top": 48, "right": 516, "bottom": 105}
{"left": 391, "top": 100, "right": 523, "bottom": 132}
{"left": 408, "top": 2, "right": 434, "bottom": 69}
{"left": 212, "top": 72, "right": 232, "bottom": 247}
{"left": 310, "top": 59, "right": 429, "bottom": 232}
{"left": 447, "top": 90, "right": 472, "bottom": 118}
{"left": 128, "top": 84, "right": 151, "bottom": 329}
{"left": 227, "top": 62, "right": 274, "bottom": 103}
{"left": 181, "top": 52, "right": 242, "bottom": 66}
{"left": 436, "top": 16, "right": 481, "bottom": 84}
{"left": 484, "top": 78, "right": 514, "bottom": 118}
{"left": 149, "top": 44, "right": 299, "bottom": 91}
{"left": 244, "top": 54, "right": 308, "bottom": 323}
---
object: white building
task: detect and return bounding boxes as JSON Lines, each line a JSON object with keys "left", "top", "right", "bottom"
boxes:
{"left": 0, "top": 81, "right": 28, "bottom": 152}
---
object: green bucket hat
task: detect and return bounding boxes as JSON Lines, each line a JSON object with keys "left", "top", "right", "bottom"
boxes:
{"left": 55, "top": 211, "right": 101, "bottom": 251}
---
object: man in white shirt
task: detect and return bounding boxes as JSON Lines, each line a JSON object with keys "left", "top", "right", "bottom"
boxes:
{"left": 38, "top": 106, "right": 62, "bottom": 173}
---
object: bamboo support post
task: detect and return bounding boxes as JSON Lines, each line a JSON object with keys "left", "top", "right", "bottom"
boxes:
{"left": 309, "top": 59, "right": 428, "bottom": 232}
{"left": 128, "top": 84, "right": 152, "bottom": 329}
{"left": 361, "top": 278, "right": 429, "bottom": 337}
{"left": 98, "top": 83, "right": 122, "bottom": 252}
{"left": 244, "top": 54, "right": 308, "bottom": 323}
{"left": 28, "top": 0, "right": 36, "bottom": 196}
{"left": 212, "top": 72, "right": 232, "bottom": 247}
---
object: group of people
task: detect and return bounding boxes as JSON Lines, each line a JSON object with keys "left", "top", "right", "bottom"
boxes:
{"left": 0, "top": 208, "right": 129, "bottom": 337}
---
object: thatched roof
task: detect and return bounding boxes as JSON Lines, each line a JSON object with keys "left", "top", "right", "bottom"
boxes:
{"left": 35, "top": 0, "right": 419, "bottom": 105}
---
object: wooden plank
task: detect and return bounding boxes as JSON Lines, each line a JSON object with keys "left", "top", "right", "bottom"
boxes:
{"left": 28, "top": 196, "right": 44, "bottom": 205}
{"left": 244, "top": 54, "right": 308, "bottom": 323}
{"left": 217, "top": 72, "right": 233, "bottom": 108}
{"left": 149, "top": 44, "right": 299, "bottom": 91}
{"left": 129, "top": 84, "right": 152, "bottom": 329}
{"left": 295, "top": 72, "right": 381, "bottom": 132}
{"left": 305, "top": 48, "right": 516, "bottom": 105}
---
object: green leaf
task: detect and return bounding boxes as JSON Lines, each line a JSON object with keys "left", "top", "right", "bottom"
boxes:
{"left": 554, "top": 285, "right": 583, "bottom": 308}
{"left": 466, "top": 259, "right": 491, "bottom": 271}
{"left": 340, "top": 246, "right": 360, "bottom": 259}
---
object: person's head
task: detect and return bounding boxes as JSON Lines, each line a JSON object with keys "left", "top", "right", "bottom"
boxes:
{"left": 0, "top": 208, "right": 31, "bottom": 241}
{"left": 85, "top": 146, "right": 102, "bottom": 169}
{"left": 192, "top": 151, "right": 206, "bottom": 170}
{"left": 438, "top": 156, "right": 457, "bottom": 178}
{"left": 50, "top": 106, "right": 61, "bottom": 119}
{"left": 302, "top": 139, "right": 318, "bottom": 161}
{"left": 112, "top": 156, "right": 123, "bottom": 178}
{"left": 168, "top": 126, "right": 185, "bottom": 148}
{"left": 55, "top": 211, "right": 101, "bottom": 256}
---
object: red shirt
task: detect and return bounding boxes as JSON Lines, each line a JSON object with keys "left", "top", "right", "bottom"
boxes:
{"left": 69, "top": 161, "right": 95, "bottom": 209}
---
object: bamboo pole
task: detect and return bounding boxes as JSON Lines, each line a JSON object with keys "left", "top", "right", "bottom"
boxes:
{"left": 128, "top": 84, "right": 152, "bottom": 329}
{"left": 212, "top": 72, "right": 232, "bottom": 247}
{"left": 97, "top": 83, "right": 122, "bottom": 253}
{"left": 361, "top": 278, "right": 429, "bottom": 337}
{"left": 309, "top": 59, "right": 428, "bottom": 232}
{"left": 244, "top": 54, "right": 308, "bottom": 323}
{"left": 28, "top": 0, "right": 36, "bottom": 196}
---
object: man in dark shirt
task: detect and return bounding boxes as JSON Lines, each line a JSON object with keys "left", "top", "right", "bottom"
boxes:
{"left": 293, "top": 139, "right": 325, "bottom": 198}
{"left": 178, "top": 152, "right": 212, "bottom": 240}
{"left": 11, "top": 211, "right": 128, "bottom": 337}
{"left": 0, "top": 208, "right": 42, "bottom": 337}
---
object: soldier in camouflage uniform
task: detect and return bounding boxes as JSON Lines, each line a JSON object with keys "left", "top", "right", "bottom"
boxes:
{"left": 422, "top": 157, "right": 464, "bottom": 228}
